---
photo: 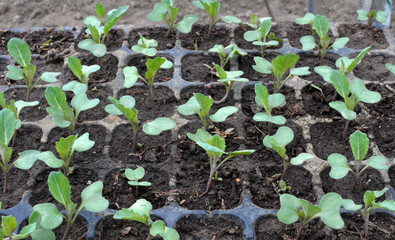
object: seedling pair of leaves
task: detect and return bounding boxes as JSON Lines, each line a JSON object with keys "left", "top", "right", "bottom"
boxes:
{"left": 278, "top": 192, "right": 344, "bottom": 240}
{"left": 193, "top": 0, "right": 241, "bottom": 36}
{"left": 148, "top": 0, "right": 198, "bottom": 37}
{"left": 357, "top": 9, "right": 388, "bottom": 28}
{"left": 114, "top": 199, "right": 179, "bottom": 240}
{"left": 328, "top": 130, "right": 387, "bottom": 192}
{"left": 0, "top": 202, "right": 36, "bottom": 239}
{"left": 79, "top": 3, "right": 129, "bottom": 57}
{"left": 125, "top": 167, "right": 152, "bottom": 195}
{"left": 178, "top": 92, "right": 238, "bottom": 130}
{"left": 187, "top": 129, "right": 255, "bottom": 194}
{"left": 105, "top": 95, "right": 176, "bottom": 153}
{"left": 243, "top": 17, "right": 282, "bottom": 57}
{"left": 6, "top": 38, "right": 60, "bottom": 101}
{"left": 28, "top": 171, "right": 108, "bottom": 240}
{"left": 299, "top": 14, "right": 349, "bottom": 62}
{"left": 15, "top": 132, "right": 94, "bottom": 176}
{"left": 253, "top": 54, "right": 310, "bottom": 93}
{"left": 132, "top": 33, "right": 159, "bottom": 57}
{"left": 207, "top": 43, "right": 247, "bottom": 69}
{"left": 63, "top": 56, "right": 100, "bottom": 92}
{"left": 342, "top": 187, "right": 395, "bottom": 239}
{"left": 263, "top": 126, "right": 314, "bottom": 180}
{"left": 124, "top": 56, "right": 173, "bottom": 100}
{"left": 45, "top": 86, "right": 100, "bottom": 134}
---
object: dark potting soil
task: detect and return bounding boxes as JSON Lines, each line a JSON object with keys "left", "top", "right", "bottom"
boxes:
{"left": 320, "top": 168, "right": 385, "bottom": 204}
{"left": 129, "top": 27, "right": 176, "bottom": 50}
{"left": 365, "top": 83, "right": 395, "bottom": 118}
{"left": 4, "top": 87, "right": 47, "bottom": 121}
{"left": 127, "top": 54, "right": 174, "bottom": 81}
{"left": 353, "top": 54, "right": 395, "bottom": 82}
{"left": 179, "top": 24, "right": 232, "bottom": 51}
{"left": 0, "top": 30, "right": 27, "bottom": 55}
{"left": 0, "top": 57, "right": 9, "bottom": 85}
{"left": 233, "top": 25, "right": 283, "bottom": 51}
{"left": 296, "top": 53, "right": 339, "bottom": 84}
{"left": 181, "top": 53, "right": 224, "bottom": 83}
{"left": 28, "top": 168, "right": 99, "bottom": 207}
{"left": 175, "top": 215, "right": 244, "bottom": 240}
{"left": 337, "top": 23, "right": 389, "bottom": 50}
{"left": 254, "top": 216, "right": 328, "bottom": 240}
{"left": 309, "top": 121, "right": 372, "bottom": 160}
{"left": 109, "top": 124, "right": 173, "bottom": 164}
{"left": 103, "top": 166, "right": 170, "bottom": 210}
{"left": 77, "top": 28, "right": 126, "bottom": 52}
{"left": 237, "top": 52, "right": 278, "bottom": 82}
{"left": 249, "top": 165, "right": 315, "bottom": 209}
{"left": 24, "top": 28, "right": 74, "bottom": 55}
{"left": 13, "top": 124, "right": 43, "bottom": 155}
{"left": 0, "top": 168, "right": 29, "bottom": 208}
{"left": 73, "top": 52, "right": 119, "bottom": 83}
{"left": 333, "top": 212, "right": 395, "bottom": 240}
{"left": 370, "top": 117, "right": 395, "bottom": 159}
{"left": 241, "top": 84, "right": 304, "bottom": 119}
{"left": 118, "top": 86, "right": 177, "bottom": 119}
{"left": 389, "top": 166, "right": 395, "bottom": 189}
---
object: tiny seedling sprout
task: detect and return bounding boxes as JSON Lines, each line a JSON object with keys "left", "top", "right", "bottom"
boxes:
{"left": 207, "top": 43, "right": 247, "bottom": 69}
{"left": 125, "top": 166, "right": 152, "bottom": 194}
{"left": 132, "top": 33, "right": 158, "bottom": 58}
{"left": 357, "top": 9, "right": 388, "bottom": 28}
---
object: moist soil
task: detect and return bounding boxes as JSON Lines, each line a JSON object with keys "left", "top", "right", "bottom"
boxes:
{"left": 332, "top": 212, "right": 395, "bottom": 240}
{"left": 0, "top": 168, "right": 29, "bottom": 209}
{"left": 129, "top": 27, "right": 177, "bottom": 50}
{"left": 181, "top": 53, "right": 224, "bottom": 83}
{"left": 365, "top": 83, "right": 395, "bottom": 118}
{"left": 179, "top": 24, "right": 232, "bottom": 51}
{"left": 370, "top": 117, "right": 395, "bottom": 159}
{"left": 389, "top": 166, "right": 395, "bottom": 189}
{"left": 13, "top": 124, "right": 43, "bottom": 154}
{"left": 77, "top": 28, "right": 127, "bottom": 52}
{"left": 24, "top": 28, "right": 74, "bottom": 55}
{"left": 337, "top": 23, "right": 390, "bottom": 50}
{"left": 320, "top": 168, "right": 385, "bottom": 204}
{"left": 0, "top": 30, "right": 27, "bottom": 55}
{"left": 353, "top": 53, "right": 395, "bottom": 82}
{"left": 296, "top": 53, "right": 339, "bottom": 84}
{"left": 175, "top": 215, "right": 244, "bottom": 240}
{"left": 249, "top": 165, "right": 315, "bottom": 209}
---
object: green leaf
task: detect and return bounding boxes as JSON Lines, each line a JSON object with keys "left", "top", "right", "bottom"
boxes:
{"left": 252, "top": 40, "right": 278, "bottom": 46}
{"left": 357, "top": 9, "right": 369, "bottom": 21}
{"left": 272, "top": 54, "right": 300, "bottom": 81}
{"left": 295, "top": 13, "right": 315, "bottom": 25}
{"left": 253, "top": 113, "right": 286, "bottom": 125}
{"left": 349, "top": 130, "right": 369, "bottom": 161}
{"left": 33, "top": 203, "right": 63, "bottom": 230}
{"left": 17, "top": 222, "right": 36, "bottom": 238}
{"left": 14, "top": 100, "right": 39, "bottom": 118}
{"left": 151, "top": 220, "right": 166, "bottom": 236}
{"left": 187, "top": 129, "right": 213, "bottom": 144}
{"left": 82, "top": 65, "right": 100, "bottom": 83}
{"left": 84, "top": 16, "right": 101, "bottom": 29}
{"left": 254, "top": 83, "right": 269, "bottom": 109}
{"left": 142, "top": 117, "right": 176, "bottom": 135}
{"left": 125, "top": 167, "right": 145, "bottom": 181}
{"left": 268, "top": 93, "right": 286, "bottom": 109}
{"left": 0, "top": 108, "right": 18, "bottom": 146}
{"left": 207, "top": 134, "right": 226, "bottom": 152}
{"left": 244, "top": 30, "right": 261, "bottom": 42}
{"left": 290, "top": 153, "right": 314, "bottom": 165}
{"left": 95, "top": 3, "right": 106, "bottom": 19}
{"left": 145, "top": 57, "right": 166, "bottom": 81}
{"left": 349, "top": 79, "right": 381, "bottom": 104}
{"left": 72, "top": 133, "right": 95, "bottom": 152}
{"left": 67, "top": 57, "right": 82, "bottom": 80}
{"left": 259, "top": 17, "right": 272, "bottom": 40}
{"left": 329, "top": 101, "right": 357, "bottom": 120}
{"left": 62, "top": 81, "right": 88, "bottom": 95}
{"left": 123, "top": 66, "right": 140, "bottom": 88}
{"left": 228, "top": 150, "right": 255, "bottom": 157}
{"left": 252, "top": 57, "right": 272, "bottom": 74}
{"left": 342, "top": 199, "right": 362, "bottom": 211}
{"left": 313, "top": 14, "right": 329, "bottom": 39}
{"left": 193, "top": 0, "right": 205, "bottom": 10}
{"left": 375, "top": 11, "right": 388, "bottom": 23}
{"left": 386, "top": 63, "right": 395, "bottom": 75}
{"left": 210, "top": 106, "right": 238, "bottom": 122}
{"left": 30, "top": 229, "right": 56, "bottom": 240}
{"left": 104, "top": 6, "right": 129, "bottom": 35}
{"left": 332, "top": 37, "right": 349, "bottom": 49}
{"left": 195, "top": 141, "right": 226, "bottom": 155}
{"left": 1, "top": 215, "right": 17, "bottom": 236}
{"left": 221, "top": 15, "right": 241, "bottom": 24}
{"left": 105, "top": 95, "right": 135, "bottom": 115}
{"left": 6, "top": 65, "right": 24, "bottom": 80}
{"left": 328, "top": 153, "right": 350, "bottom": 179}
{"left": 367, "top": 156, "right": 388, "bottom": 170}
{"left": 177, "top": 15, "right": 199, "bottom": 33}
{"left": 78, "top": 39, "right": 107, "bottom": 57}
{"left": 80, "top": 181, "right": 109, "bottom": 212}
{"left": 290, "top": 67, "right": 310, "bottom": 76}
{"left": 106, "top": 96, "right": 138, "bottom": 124}
{"left": 278, "top": 194, "right": 301, "bottom": 224}
{"left": 147, "top": 3, "right": 167, "bottom": 22}
{"left": 40, "top": 72, "right": 60, "bottom": 83}
{"left": 71, "top": 93, "right": 100, "bottom": 113}
{"left": 194, "top": 93, "right": 213, "bottom": 117}
{"left": 48, "top": 171, "right": 71, "bottom": 206}
{"left": 87, "top": 24, "right": 100, "bottom": 43}
{"left": 23, "top": 64, "right": 36, "bottom": 82}
{"left": 177, "top": 96, "right": 201, "bottom": 116}
{"left": 132, "top": 45, "right": 156, "bottom": 57}
{"left": 45, "top": 86, "right": 69, "bottom": 113}
{"left": 7, "top": 38, "right": 31, "bottom": 67}
{"left": 14, "top": 150, "right": 63, "bottom": 170}
{"left": 264, "top": 126, "right": 294, "bottom": 149}
{"left": 318, "top": 192, "right": 344, "bottom": 229}
{"left": 114, "top": 199, "right": 152, "bottom": 224}
{"left": 330, "top": 70, "right": 349, "bottom": 99}
{"left": 300, "top": 36, "right": 316, "bottom": 51}
{"left": 314, "top": 66, "right": 333, "bottom": 83}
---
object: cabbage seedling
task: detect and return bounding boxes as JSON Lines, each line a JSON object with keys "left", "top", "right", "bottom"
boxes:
{"left": 0, "top": 202, "right": 36, "bottom": 239}
{"left": 62, "top": 56, "right": 100, "bottom": 92}
{"left": 148, "top": 0, "right": 198, "bottom": 37}
{"left": 328, "top": 130, "right": 388, "bottom": 192}
{"left": 328, "top": 70, "right": 381, "bottom": 139}
{"left": 253, "top": 54, "right": 310, "bottom": 93}
{"left": 78, "top": 3, "right": 129, "bottom": 57}
{"left": 30, "top": 171, "right": 108, "bottom": 240}
{"left": 15, "top": 133, "right": 94, "bottom": 176}
{"left": 243, "top": 17, "right": 281, "bottom": 57}
{"left": 45, "top": 86, "right": 99, "bottom": 134}
{"left": 278, "top": 193, "right": 344, "bottom": 240}
{"left": 342, "top": 188, "right": 395, "bottom": 239}
{"left": 263, "top": 126, "right": 314, "bottom": 180}
{"left": 178, "top": 93, "right": 238, "bottom": 130}
{"left": 125, "top": 167, "right": 152, "bottom": 195}
{"left": 132, "top": 33, "right": 158, "bottom": 58}
{"left": 105, "top": 96, "right": 176, "bottom": 153}
{"left": 300, "top": 15, "right": 349, "bottom": 63}
{"left": 187, "top": 129, "right": 255, "bottom": 194}
{"left": 114, "top": 199, "right": 179, "bottom": 240}
{"left": 123, "top": 57, "right": 173, "bottom": 100}
{"left": 6, "top": 38, "right": 61, "bottom": 101}
{"left": 207, "top": 43, "right": 247, "bottom": 69}
{"left": 253, "top": 83, "right": 286, "bottom": 134}
{"left": 357, "top": 9, "right": 388, "bottom": 28}
{"left": 193, "top": 0, "right": 241, "bottom": 37}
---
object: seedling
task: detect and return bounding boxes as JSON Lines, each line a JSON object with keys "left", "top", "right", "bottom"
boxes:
{"left": 105, "top": 96, "right": 176, "bottom": 153}
{"left": 253, "top": 54, "right": 310, "bottom": 93}
{"left": 0, "top": 202, "right": 36, "bottom": 239}
{"left": 15, "top": 133, "right": 94, "bottom": 176}
{"left": 357, "top": 9, "right": 388, "bottom": 28}
{"left": 29, "top": 171, "right": 108, "bottom": 240}
{"left": 177, "top": 93, "right": 238, "bottom": 130}
{"left": 63, "top": 56, "right": 100, "bottom": 91}
{"left": 45, "top": 86, "right": 99, "bottom": 134}
{"left": 253, "top": 83, "right": 286, "bottom": 134}
{"left": 123, "top": 57, "right": 173, "bottom": 100}
{"left": 187, "top": 129, "right": 255, "bottom": 194}
{"left": 263, "top": 126, "right": 314, "bottom": 180}
{"left": 78, "top": 3, "right": 129, "bottom": 57}
{"left": 114, "top": 199, "right": 179, "bottom": 240}
{"left": 243, "top": 17, "right": 281, "bottom": 57}
{"left": 342, "top": 188, "right": 395, "bottom": 239}
{"left": 295, "top": 13, "right": 316, "bottom": 36}
{"left": 207, "top": 43, "right": 247, "bottom": 69}
{"left": 6, "top": 38, "right": 60, "bottom": 101}
{"left": 328, "top": 70, "right": 381, "bottom": 139}
{"left": 132, "top": 33, "right": 158, "bottom": 58}
{"left": 278, "top": 192, "right": 344, "bottom": 240}
{"left": 193, "top": 0, "right": 241, "bottom": 36}
{"left": 125, "top": 167, "right": 152, "bottom": 194}
{"left": 241, "top": 13, "right": 261, "bottom": 30}
{"left": 327, "top": 130, "right": 388, "bottom": 192}
{"left": 272, "top": 179, "right": 292, "bottom": 195}
{"left": 147, "top": 0, "right": 198, "bottom": 37}
{"left": 300, "top": 14, "right": 349, "bottom": 63}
